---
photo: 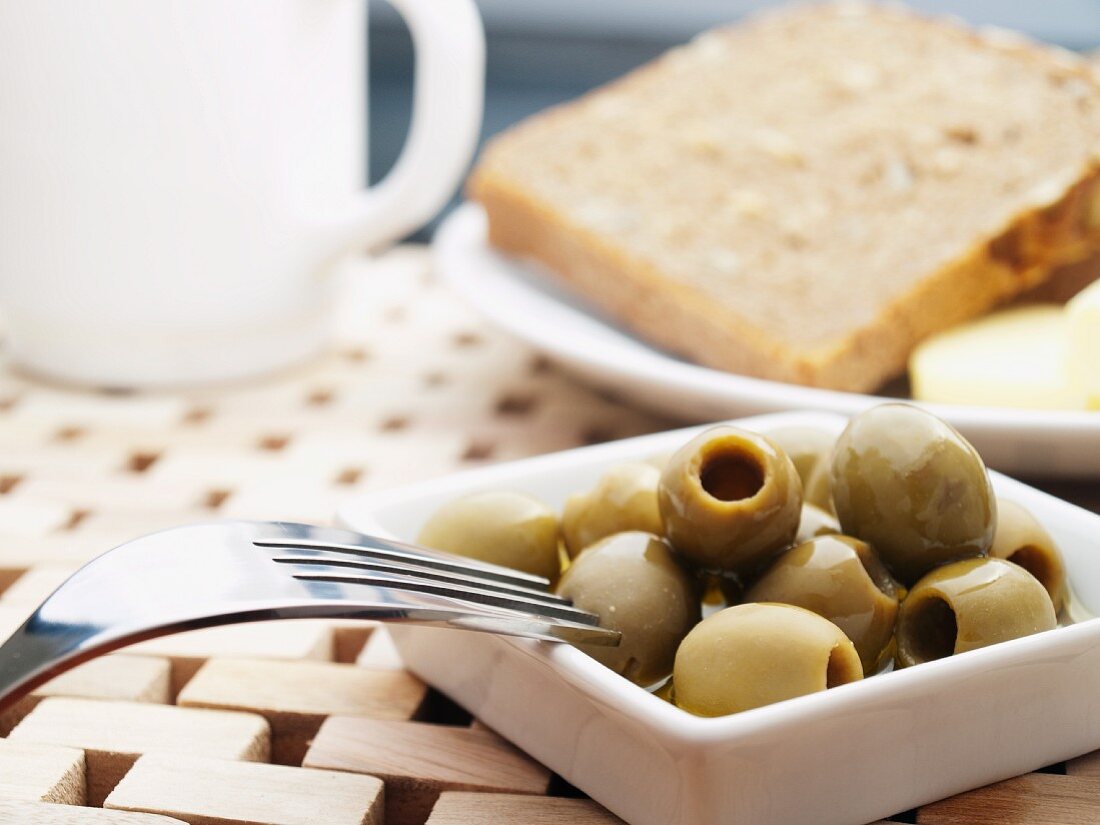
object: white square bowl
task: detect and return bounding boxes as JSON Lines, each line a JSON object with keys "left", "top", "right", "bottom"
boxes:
{"left": 337, "top": 411, "right": 1100, "bottom": 825}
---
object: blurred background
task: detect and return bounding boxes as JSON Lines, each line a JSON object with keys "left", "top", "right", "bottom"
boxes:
{"left": 369, "top": 0, "right": 1100, "bottom": 240}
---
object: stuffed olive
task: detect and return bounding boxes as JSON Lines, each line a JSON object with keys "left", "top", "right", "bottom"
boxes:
{"left": 673, "top": 603, "right": 862, "bottom": 717}
{"left": 659, "top": 426, "right": 802, "bottom": 575}
{"left": 417, "top": 491, "right": 561, "bottom": 583}
{"left": 831, "top": 404, "right": 996, "bottom": 585}
{"left": 561, "top": 462, "right": 663, "bottom": 558}
{"left": 990, "top": 499, "right": 1066, "bottom": 613}
{"left": 556, "top": 531, "right": 699, "bottom": 686}
{"left": 896, "top": 557, "right": 1056, "bottom": 667}
{"left": 746, "top": 536, "right": 901, "bottom": 674}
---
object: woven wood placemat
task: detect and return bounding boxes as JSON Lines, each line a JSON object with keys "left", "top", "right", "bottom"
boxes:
{"left": 0, "top": 246, "right": 1095, "bottom": 824}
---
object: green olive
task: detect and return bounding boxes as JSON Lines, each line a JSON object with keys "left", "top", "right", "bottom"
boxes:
{"left": 765, "top": 425, "right": 836, "bottom": 489}
{"left": 831, "top": 404, "right": 996, "bottom": 585}
{"left": 561, "top": 462, "right": 663, "bottom": 558}
{"left": 896, "top": 557, "right": 1057, "bottom": 667}
{"left": 653, "top": 677, "right": 675, "bottom": 703}
{"left": 417, "top": 491, "right": 561, "bottom": 583}
{"left": 673, "top": 603, "right": 862, "bottom": 717}
{"left": 990, "top": 499, "right": 1066, "bottom": 614}
{"left": 804, "top": 459, "right": 835, "bottom": 515}
{"left": 659, "top": 426, "right": 802, "bottom": 574}
{"left": 796, "top": 503, "right": 840, "bottom": 544}
{"left": 556, "top": 532, "right": 699, "bottom": 686}
{"left": 745, "top": 536, "right": 901, "bottom": 674}
{"left": 698, "top": 570, "right": 743, "bottom": 616}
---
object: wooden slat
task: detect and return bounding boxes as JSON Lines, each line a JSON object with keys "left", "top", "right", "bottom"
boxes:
{"left": 8, "top": 698, "right": 269, "bottom": 806}
{"left": 121, "top": 620, "right": 335, "bottom": 696}
{"left": 9, "top": 391, "right": 186, "bottom": 431}
{"left": 0, "top": 565, "right": 26, "bottom": 596}
{"left": 36, "top": 655, "right": 171, "bottom": 704}
{"left": 916, "top": 773, "right": 1100, "bottom": 824}
{"left": 330, "top": 622, "right": 374, "bottom": 664}
{"left": 304, "top": 717, "right": 552, "bottom": 825}
{"left": 425, "top": 792, "right": 625, "bottom": 824}
{"left": 18, "top": 477, "right": 210, "bottom": 517}
{"left": 0, "top": 655, "right": 171, "bottom": 736}
{"left": 0, "top": 496, "right": 75, "bottom": 538}
{"left": 0, "top": 563, "right": 79, "bottom": 606}
{"left": 0, "top": 529, "right": 162, "bottom": 570}
{"left": 0, "top": 741, "right": 86, "bottom": 805}
{"left": 0, "top": 801, "right": 187, "bottom": 824}
{"left": 0, "top": 602, "right": 33, "bottom": 642}
{"left": 355, "top": 626, "right": 405, "bottom": 670}
{"left": 177, "top": 657, "right": 427, "bottom": 765}
{"left": 105, "top": 753, "right": 383, "bottom": 825}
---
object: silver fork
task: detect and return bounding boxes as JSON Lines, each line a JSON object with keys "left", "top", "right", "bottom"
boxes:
{"left": 0, "top": 521, "right": 618, "bottom": 713}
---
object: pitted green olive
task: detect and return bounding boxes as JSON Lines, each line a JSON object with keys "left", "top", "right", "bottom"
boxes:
{"left": 673, "top": 603, "right": 862, "bottom": 717}
{"left": 796, "top": 503, "right": 841, "bottom": 544}
{"left": 745, "top": 536, "right": 901, "bottom": 674}
{"left": 896, "top": 557, "right": 1056, "bottom": 667}
{"left": 804, "top": 459, "right": 835, "bottom": 515}
{"left": 561, "top": 462, "right": 663, "bottom": 558}
{"left": 990, "top": 499, "right": 1066, "bottom": 614}
{"left": 659, "top": 426, "right": 802, "bottom": 574}
{"left": 766, "top": 425, "right": 835, "bottom": 488}
{"left": 556, "top": 531, "right": 699, "bottom": 686}
{"left": 831, "top": 404, "right": 996, "bottom": 585}
{"left": 417, "top": 491, "right": 561, "bottom": 583}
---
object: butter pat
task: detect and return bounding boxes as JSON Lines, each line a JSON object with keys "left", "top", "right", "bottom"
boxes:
{"left": 1067, "top": 280, "right": 1100, "bottom": 410}
{"left": 909, "top": 305, "right": 1082, "bottom": 409}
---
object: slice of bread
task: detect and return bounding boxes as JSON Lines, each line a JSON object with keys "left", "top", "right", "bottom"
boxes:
{"left": 471, "top": 2, "right": 1100, "bottom": 392}
{"left": 1019, "top": 252, "right": 1100, "bottom": 304}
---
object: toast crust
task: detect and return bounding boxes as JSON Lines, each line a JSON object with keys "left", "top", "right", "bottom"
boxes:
{"left": 469, "top": 3, "right": 1100, "bottom": 392}
{"left": 475, "top": 168, "right": 1100, "bottom": 392}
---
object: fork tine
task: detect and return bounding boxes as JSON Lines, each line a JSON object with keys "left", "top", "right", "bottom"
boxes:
{"left": 0, "top": 521, "right": 623, "bottom": 715}
{"left": 289, "top": 569, "right": 601, "bottom": 625}
{"left": 253, "top": 537, "right": 551, "bottom": 591}
{"left": 271, "top": 554, "right": 568, "bottom": 606}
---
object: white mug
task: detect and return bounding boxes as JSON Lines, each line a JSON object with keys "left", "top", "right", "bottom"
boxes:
{"left": 0, "top": 0, "right": 483, "bottom": 387}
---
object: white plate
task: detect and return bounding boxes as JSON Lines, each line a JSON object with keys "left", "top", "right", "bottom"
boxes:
{"left": 434, "top": 204, "right": 1100, "bottom": 478}
{"left": 339, "top": 411, "right": 1100, "bottom": 825}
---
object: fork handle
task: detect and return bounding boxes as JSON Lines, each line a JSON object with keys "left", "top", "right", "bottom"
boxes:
{"left": 0, "top": 614, "right": 101, "bottom": 715}
{"left": 0, "top": 603, "right": 615, "bottom": 716}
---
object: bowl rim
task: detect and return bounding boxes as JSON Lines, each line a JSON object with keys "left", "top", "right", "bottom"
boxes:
{"left": 337, "top": 410, "right": 1100, "bottom": 748}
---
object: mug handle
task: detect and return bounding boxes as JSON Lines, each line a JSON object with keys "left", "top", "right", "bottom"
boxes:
{"left": 337, "top": 0, "right": 484, "bottom": 252}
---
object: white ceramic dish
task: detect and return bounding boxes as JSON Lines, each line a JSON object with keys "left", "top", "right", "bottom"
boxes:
{"left": 433, "top": 204, "right": 1100, "bottom": 479}
{"left": 339, "top": 410, "right": 1100, "bottom": 825}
